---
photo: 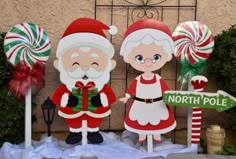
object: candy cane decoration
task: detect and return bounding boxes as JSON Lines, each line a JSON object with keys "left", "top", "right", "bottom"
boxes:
{"left": 190, "top": 75, "right": 208, "bottom": 146}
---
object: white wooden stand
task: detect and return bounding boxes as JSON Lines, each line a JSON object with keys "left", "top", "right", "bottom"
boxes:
{"left": 82, "top": 120, "right": 88, "bottom": 145}
{"left": 187, "top": 82, "right": 193, "bottom": 148}
{"left": 25, "top": 88, "right": 32, "bottom": 148}
{"left": 147, "top": 134, "right": 153, "bottom": 153}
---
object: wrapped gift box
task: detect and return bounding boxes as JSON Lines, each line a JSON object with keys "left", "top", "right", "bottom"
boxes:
{"left": 72, "top": 87, "right": 98, "bottom": 111}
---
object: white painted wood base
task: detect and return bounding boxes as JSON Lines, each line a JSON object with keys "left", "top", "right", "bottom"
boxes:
{"left": 147, "top": 134, "right": 153, "bottom": 153}
{"left": 82, "top": 120, "right": 88, "bottom": 146}
{"left": 25, "top": 88, "right": 32, "bottom": 148}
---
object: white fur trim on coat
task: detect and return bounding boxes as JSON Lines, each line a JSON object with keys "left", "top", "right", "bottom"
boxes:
{"left": 56, "top": 33, "right": 115, "bottom": 58}
{"left": 69, "top": 127, "right": 99, "bottom": 133}
{"left": 58, "top": 109, "right": 111, "bottom": 119}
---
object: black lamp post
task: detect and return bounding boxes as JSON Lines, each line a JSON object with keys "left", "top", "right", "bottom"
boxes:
{"left": 41, "top": 96, "right": 56, "bottom": 136}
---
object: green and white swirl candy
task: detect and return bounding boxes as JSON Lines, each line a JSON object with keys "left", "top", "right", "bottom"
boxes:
{"left": 4, "top": 23, "right": 51, "bottom": 67}
{"left": 172, "top": 21, "right": 214, "bottom": 65}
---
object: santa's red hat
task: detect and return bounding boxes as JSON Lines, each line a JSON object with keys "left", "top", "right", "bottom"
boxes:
{"left": 56, "top": 18, "right": 117, "bottom": 58}
{"left": 120, "top": 19, "right": 174, "bottom": 56}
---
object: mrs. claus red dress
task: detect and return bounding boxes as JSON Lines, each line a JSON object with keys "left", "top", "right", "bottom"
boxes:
{"left": 124, "top": 74, "right": 176, "bottom": 134}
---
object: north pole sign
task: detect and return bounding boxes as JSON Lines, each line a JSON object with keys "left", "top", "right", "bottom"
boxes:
{"left": 163, "top": 90, "right": 236, "bottom": 112}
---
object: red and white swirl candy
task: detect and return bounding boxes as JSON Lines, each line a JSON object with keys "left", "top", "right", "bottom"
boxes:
{"left": 4, "top": 23, "right": 51, "bottom": 67}
{"left": 172, "top": 21, "right": 214, "bottom": 65}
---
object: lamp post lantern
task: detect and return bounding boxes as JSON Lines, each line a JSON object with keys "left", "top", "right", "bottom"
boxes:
{"left": 41, "top": 96, "right": 56, "bottom": 136}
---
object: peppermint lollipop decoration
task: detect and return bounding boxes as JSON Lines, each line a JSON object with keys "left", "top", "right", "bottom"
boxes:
{"left": 4, "top": 23, "right": 51, "bottom": 148}
{"left": 4, "top": 22, "right": 51, "bottom": 67}
{"left": 172, "top": 21, "right": 214, "bottom": 150}
{"left": 172, "top": 21, "right": 214, "bottom": 82}
{"left": 4, "top": 23, "right": 51, "bottom": 98}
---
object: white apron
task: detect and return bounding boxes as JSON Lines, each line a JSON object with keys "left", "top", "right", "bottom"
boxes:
{"left": 129, "top": 75, "right": 169, "bottom": 126}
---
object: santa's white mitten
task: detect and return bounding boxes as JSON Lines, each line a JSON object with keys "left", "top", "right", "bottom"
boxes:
{"left": 100, "top": 93, "right": 108, "bottom": 107}
{"left": 61, "top": 93, "right": 69, "bottom": 107}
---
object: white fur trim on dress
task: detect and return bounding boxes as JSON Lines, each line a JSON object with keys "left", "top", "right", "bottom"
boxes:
{"left": 69, "top": 127, "right": 99, "bottom": 133}
{"left": 56, "top": 33, "right": 115, "bottom": 58}
{"left": 125, "top": 93, "right": 131, "bottom": 98}
{"left": 124, "top": 121, "right": 176, "bottom": 135}
{"left": 136, "top": 74, "right": 161, "bottom": 81}
{"left": 100, "top": 93, "right": 108, "bottom": 107}
{"left": 58, "top": 109, "right": 111, "bottom": 119}
{"left": 61, "top": 93, "right": 69, "bottom": 107}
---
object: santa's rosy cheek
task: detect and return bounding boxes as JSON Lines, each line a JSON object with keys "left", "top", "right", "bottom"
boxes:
{"left": 92, "top": 66, "right": 103, "bottom": 72}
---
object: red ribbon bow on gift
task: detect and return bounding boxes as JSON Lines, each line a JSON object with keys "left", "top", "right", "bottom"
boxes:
{"left": 75, "top": 81, "right": 95, "bottom": 93}
{"left": 8, "top": 61, "right": 45, "bottom": 99}
{"left": 74, "top": 81, "right": 96, "bottom": 111}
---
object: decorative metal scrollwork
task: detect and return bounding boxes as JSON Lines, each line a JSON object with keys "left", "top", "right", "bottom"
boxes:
{"left": 125, "top": 0, "right": 167, "bottom": 22}
{"left": 125, "top": 0, "right": 167, "bottom": 6}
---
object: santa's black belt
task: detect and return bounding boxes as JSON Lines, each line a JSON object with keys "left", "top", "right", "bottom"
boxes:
{"left": 132, "top": 96, "right": 163, "bottom": 103}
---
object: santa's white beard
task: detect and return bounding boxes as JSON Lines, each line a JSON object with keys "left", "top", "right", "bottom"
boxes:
{"left": 57, "top": 59, "right": 112, "bottom": 91}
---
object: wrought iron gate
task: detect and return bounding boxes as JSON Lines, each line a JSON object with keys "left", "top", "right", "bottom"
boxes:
{"left": 94, "top": 0, "right": 198, "bottom": 144}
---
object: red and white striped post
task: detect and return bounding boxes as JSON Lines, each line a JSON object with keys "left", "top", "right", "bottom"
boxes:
{"left": 190, "top": 75, "right": 208, "bottom": 149}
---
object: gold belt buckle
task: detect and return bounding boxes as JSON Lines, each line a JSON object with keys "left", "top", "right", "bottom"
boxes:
{"left": 145, "top": 98, "right": 153, "bottom": 103}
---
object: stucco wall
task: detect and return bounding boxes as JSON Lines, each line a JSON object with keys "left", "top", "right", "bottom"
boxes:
{"left": 0, "top": 0, "right": 235, "bottom": 142}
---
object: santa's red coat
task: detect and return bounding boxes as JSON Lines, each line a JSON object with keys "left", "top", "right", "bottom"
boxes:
{"left": 52, "top": 84, "right": 116, "bottom": 130}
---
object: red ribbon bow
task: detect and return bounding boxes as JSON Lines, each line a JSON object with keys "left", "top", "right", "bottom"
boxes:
{"left": 75, "top": 81, "right": 95, "bottom": 93}
{"left": 74, "top": 81, "right": 96, "bottom": 111}
{"left": 8, "top": 61, "right": 45, "bottom": 99}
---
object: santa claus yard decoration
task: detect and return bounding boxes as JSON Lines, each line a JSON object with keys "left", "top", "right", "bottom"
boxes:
{"left": 119, "top": 19, "right": 176, "bottom": 152}
{"left": 52, "top": 18, "right": 117, "bottom": 144}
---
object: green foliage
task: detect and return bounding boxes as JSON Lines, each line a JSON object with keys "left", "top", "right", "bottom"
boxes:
{"left": 200, "top": 138, "right": 207, "bottom": 154}
{"left": 215, "top": 144, "right": 236, "bottom": 155}
{"left": 0, "top": 88, "right": 24, "bottom": 146}
{"left": 206, "top": 25, "right": 236, "bottom": 130}
{"left": 0, "top": 32, "right": 25, "bottom": 146}
{"left": 0, "top": 33, "right": 14, "bottom": 87}
{"left": 227, "top": 109, "right": 236, "bottom": 130}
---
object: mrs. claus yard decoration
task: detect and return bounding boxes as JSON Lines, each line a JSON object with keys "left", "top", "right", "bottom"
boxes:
{"left": 119, "top": 19, "right": 176, "bottom": 149}
{"left": 52, "top": 18, "right": 117, "bottom": 145}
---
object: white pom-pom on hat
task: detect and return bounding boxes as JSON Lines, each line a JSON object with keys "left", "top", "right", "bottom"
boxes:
{"left": 109, "top": 25, "right": 118, "bottom": 35}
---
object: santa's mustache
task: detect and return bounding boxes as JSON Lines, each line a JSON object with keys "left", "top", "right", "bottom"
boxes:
{"left": 67, "top": 66, "right": 103, "bottom": 79}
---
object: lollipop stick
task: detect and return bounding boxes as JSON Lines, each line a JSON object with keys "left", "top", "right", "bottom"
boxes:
{"left": 25, "top": 88, "right": 32, "bottom": 148}
{"left": 187, "top": 82, "right": 193, "bottom": 147}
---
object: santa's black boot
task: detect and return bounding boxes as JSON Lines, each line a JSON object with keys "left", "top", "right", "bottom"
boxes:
{"left": 87, "top": 131, "right": 104, "bottom": 144}
{"left": 65, "top": 132, "right": 82, "bottom": 144}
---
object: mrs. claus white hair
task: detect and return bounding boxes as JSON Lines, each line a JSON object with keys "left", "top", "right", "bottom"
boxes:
{"left": 120, "top": 28, "right": 175, "bottom": 57}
